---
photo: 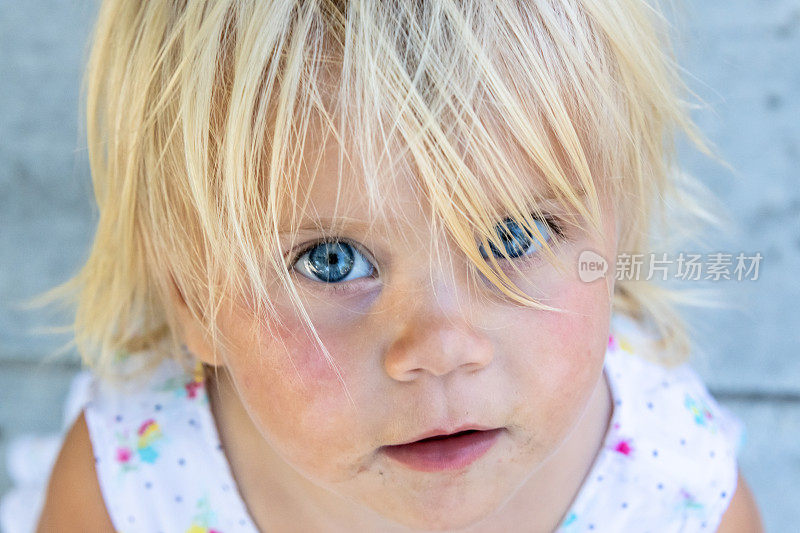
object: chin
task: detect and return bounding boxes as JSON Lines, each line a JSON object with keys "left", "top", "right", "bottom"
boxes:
{"left": 370, "top": 487, "right": 508, "bottom": 532}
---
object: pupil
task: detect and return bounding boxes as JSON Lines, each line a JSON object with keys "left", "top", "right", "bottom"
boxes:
{"left": 307, "top": 242, "right": 354, "bottom": 282}
{"left": 490, "top": 218, "right": 533, "bottom": 259}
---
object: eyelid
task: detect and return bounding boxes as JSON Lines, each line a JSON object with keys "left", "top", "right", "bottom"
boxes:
{"left": 287, "top": 236, "right": 370, "bottom": 265}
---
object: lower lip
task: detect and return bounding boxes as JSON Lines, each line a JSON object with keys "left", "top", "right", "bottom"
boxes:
{"left": 381, "top": 429, "right": 504, "bottom": 472}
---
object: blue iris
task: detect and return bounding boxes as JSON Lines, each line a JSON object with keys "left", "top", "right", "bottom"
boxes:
{"left": 481, "top": 217, "right": 552, "bottom": 259}
{"left": 303, "top": 242, "right": 355, "bottom": 282}
{"left": 295, "top": 241, "right": 374, "bottom": 283}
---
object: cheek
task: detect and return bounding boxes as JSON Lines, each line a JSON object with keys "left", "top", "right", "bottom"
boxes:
{"left": 224, "top": 312, "right": 371, "bottom": 478}
{"left": 261, "top": 311, "right": 377, "bottom": 391}
{"left": 501, "top": 271, "right": 611, "bottom": 448}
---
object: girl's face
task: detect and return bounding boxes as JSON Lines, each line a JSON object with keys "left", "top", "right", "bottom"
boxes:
{"left": 185, "top": 123, "right": 619, "bottom": 531}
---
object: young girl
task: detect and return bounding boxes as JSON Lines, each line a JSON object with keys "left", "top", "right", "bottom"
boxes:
{"left": 36, "top": 0, "right": 763, "bottom": 531}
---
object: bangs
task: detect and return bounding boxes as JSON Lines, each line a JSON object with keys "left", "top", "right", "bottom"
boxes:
{"left": 201, "top": 0, "right": 625, "bottom": 321}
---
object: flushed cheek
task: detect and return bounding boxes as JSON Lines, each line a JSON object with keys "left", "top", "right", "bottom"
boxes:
{"left": 234, "top": 280, "right": 380, "bottom": 382}
{"left": 263, "top": 299, "right": 377, "bottom": 383}
{"left": 501, "top": 278, "right": 610, "bottom": 448}
{"left": 229, "top": 318, "right": 372, "bottom": 480}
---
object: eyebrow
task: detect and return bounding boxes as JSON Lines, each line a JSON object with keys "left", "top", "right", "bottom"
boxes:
{"left": 278, "top": 216, "right": 383, "bottom": 235}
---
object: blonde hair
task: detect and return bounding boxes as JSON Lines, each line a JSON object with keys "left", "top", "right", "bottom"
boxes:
{"left": 36, "top": 0, "right": 730, "bottom": 379}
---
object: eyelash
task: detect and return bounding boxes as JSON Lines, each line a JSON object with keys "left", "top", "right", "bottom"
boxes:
{"left": 286, "top": 215, "right": 569, "bottom": 294}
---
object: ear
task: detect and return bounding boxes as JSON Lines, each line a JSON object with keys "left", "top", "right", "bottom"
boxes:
{"left": 168, "top": 277, "right": 223, "bottom": 368}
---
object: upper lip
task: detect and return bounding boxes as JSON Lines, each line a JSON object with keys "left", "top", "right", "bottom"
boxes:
{"left": 388, "top": 424, "right": 499, "bottom": 447}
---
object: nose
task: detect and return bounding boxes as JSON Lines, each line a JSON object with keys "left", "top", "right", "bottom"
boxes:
{"left": 382, "top": 282, "right": 495, "bottom": 382}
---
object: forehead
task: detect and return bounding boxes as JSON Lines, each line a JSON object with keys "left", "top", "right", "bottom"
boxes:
{"left": 259, "top": 22, "right": 602, "bottom": 238}
{"left": 281, "top": 105, "right": 578, "bottom": 236}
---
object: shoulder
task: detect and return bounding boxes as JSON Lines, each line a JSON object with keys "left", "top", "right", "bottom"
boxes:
{"left": 608, "top": 314, "right": 746, "bottom": 454}
{"left": 37, "top": 410, "right": 116, "bottom": 532}
{"left": 716, "top": 472, "right": 764, "bottom": 532}
{"left": 603, "top": 315, "right": 749, "bottom": 529}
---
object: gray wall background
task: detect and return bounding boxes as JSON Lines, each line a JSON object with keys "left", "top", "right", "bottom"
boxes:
{"left": 1, "top": 1, "right": 797, "bottom": 530}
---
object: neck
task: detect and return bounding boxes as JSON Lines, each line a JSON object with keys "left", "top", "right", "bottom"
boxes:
{"left": 205, "top": 365, "right": 612, "bottom": 532}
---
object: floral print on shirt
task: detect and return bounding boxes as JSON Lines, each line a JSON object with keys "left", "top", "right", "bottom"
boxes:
{"left": 114, "top": 419, "right": 164, "bottom": 472}
{"left": 684, "top": 392, "right": 717, "bottom": 431}
{"left": 185, "top": 494, "right": 223, "bottom": 533}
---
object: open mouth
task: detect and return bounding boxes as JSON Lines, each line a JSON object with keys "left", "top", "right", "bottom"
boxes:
{"left": 415, "top": 429, "right": 481, "bottom": 442}
{"left": 381, "top": 428, "right": 504, "bottom": 472}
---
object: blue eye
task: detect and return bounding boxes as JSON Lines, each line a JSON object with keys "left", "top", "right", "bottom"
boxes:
{"left": 480, "top": 216, "right": 557, "bottom": 260}
{"left": 293, "top": 241, "right": 375, "bottom": 283}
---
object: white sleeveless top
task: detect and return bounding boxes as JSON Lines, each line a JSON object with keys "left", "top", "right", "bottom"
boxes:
{"left": 82, "top": 314, "right": 744, "bottom": 532}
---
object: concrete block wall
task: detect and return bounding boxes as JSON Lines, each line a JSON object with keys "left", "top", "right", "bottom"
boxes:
{"left": 1, "top": 1, "right": 797, "bottom": 530}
